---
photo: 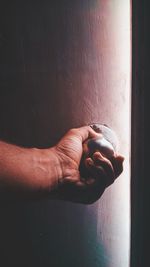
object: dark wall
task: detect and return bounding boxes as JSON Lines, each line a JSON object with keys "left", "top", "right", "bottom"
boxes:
{"left": 131, "top": 1, "right": 150, "bottom": 267}
{"left": 0, "top": 1, "right": 130, "bottom": 267}
{"left": 0, "top": 0, "right": 104, "bottom": 148}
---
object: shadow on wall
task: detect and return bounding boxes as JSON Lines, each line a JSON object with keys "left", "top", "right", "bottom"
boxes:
{"left": 0, "top": 199, "right": 108, "bottom": 267}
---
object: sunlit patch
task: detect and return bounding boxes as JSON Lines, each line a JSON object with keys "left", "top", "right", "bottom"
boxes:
{"left": 87, "top": 1, "right": 131, "bottom": 266}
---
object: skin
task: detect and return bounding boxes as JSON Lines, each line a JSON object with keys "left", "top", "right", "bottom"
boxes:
{"left": 0, "top": 126, "right": 124, "bottom": 204}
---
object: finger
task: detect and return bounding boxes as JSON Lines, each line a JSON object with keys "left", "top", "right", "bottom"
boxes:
{"left": 84, "top": 156, "right": 112, "bottom": 187}
{"left": 86, "top": 164, "right": 112, "bottom": 187}
{"left": 84, "top": 157, "right": 94, "bottom": 168}
{"left": 81, "top": 158, "right": 97, "bottom": 185}
{"left": 85, "top": 157, "right": 109, "bottom": 180}
{"left": 110, "top": 154, "right": 124, "bottom": 178}
{"left": 92, "top": 152, "right": 115, "bottom": 183}
{"left": 76, "top": 126, "right": 101, "bottom": 143}
{"left": 84, "top": 158, "right": 102, "bottom": 185}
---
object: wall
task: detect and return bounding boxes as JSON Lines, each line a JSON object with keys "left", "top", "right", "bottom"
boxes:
{"left": 0, "top": 1, "right": 130, "bottom": 267}
{"left": 131, "top": 0, "right": 150, "bottom": 266}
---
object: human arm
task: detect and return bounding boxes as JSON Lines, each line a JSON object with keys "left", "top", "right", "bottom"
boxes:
{"left": 0, "top": 140, "right": 60, "bottom": 196}
{"left": 0, "top": 126, "right": 124, "bottom": 203}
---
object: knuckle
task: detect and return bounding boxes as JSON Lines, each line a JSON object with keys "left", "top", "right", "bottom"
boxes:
{"left": 69, "top": 128, "right": 77, "bottom": 135}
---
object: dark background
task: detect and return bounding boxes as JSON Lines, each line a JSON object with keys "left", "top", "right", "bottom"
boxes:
{"left": 131, "top": 0, "right": 150, "bottom": 267}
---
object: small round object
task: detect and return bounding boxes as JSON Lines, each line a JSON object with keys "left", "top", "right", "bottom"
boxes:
{"left": 83, "top": 123, "right": 118, "bottom": 159}
{"left": 86, "top": 137, "right": 115, "bottom": 158}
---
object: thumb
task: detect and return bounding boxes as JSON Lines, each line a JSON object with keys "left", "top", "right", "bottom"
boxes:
{"left": 76, "top": 126, "right": 101, "bottom": 143}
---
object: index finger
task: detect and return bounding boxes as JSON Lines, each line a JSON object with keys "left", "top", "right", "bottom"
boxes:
{"left": 110, "top": 154, "right": 125, "bottom": 178}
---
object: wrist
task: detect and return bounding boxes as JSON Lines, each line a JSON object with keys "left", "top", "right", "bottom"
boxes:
{"left": 31, "top": 147, "right": 63, "bottom": 194}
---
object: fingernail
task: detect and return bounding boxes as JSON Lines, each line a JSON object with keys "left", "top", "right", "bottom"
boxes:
{"left": 118, "top": 155, "right": 125, "bottom": 162}
{"left": 86, "top": 158, "right": 93, "bottom": 166}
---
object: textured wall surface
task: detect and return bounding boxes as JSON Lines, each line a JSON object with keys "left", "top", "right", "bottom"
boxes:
{"left": 0, "top": 1, "right": 130, "bottom": 267}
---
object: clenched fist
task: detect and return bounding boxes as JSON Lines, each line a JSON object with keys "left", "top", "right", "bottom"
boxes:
{"left": 53, "top": 126, "right": 124, "bottom": 204}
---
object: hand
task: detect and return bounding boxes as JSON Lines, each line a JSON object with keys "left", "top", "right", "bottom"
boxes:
{"left": 0, "top": 127, "right": 124, "bottom": 203}
{"left": 53, "top": 126, "right": 124, "bottom": 204}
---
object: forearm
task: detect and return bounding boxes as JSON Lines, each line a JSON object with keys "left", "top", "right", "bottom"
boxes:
{"left": 0, "top": 141, "right": 61, "bottom": 195}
